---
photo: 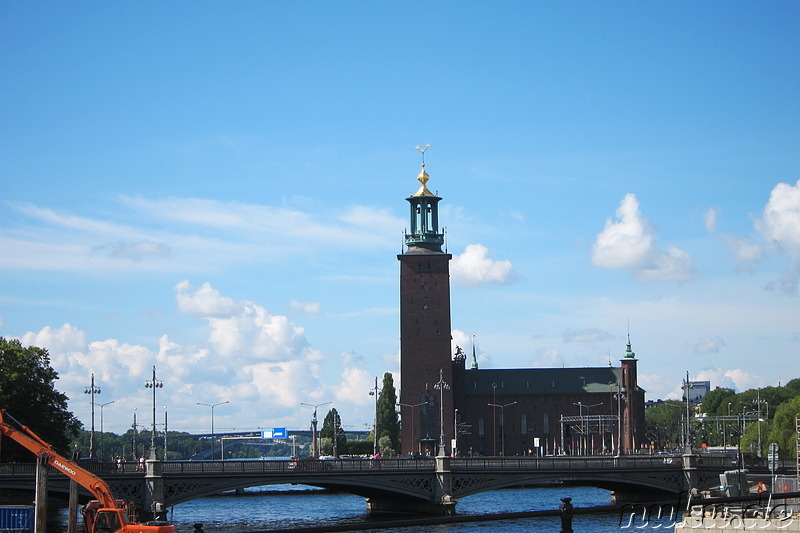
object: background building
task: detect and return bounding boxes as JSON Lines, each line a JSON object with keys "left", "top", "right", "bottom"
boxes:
{"left": 398, "top": 161, "right": 646, "bottom": 456}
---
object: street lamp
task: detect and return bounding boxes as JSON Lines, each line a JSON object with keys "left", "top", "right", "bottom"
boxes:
{"left": 99, "top": 400, "right": 114, "bottom": 461}
{"left": 433, "top": 369, "right": 450, "bottom": 457}
{"left": 369, "top": 378, "right": 381, "bottom": 456}
{"left": 163, "top": 406, "right": 168, "bottom": 461}
{"left": 682, "top": 372, "right": 693, "bottom": 452}
{"left": 753, "top": 391, "right": 768, "bottom": 457}
{"left": 491, "top": 382, "right": 498, "bottom": 456}
{"left": 196, "top": 400, "right": 229, "bottom": 460}
{"left": 144, "top": 366, "right": 163, "bottom": 459}
{"left": 300, "top": 401, "right": 331, "bottom": 458}
{"left": 609, "top": 382, "right": 626, "bottom": 456}
{"left": 487, "top": 401, "right": 517, "bottom": 456}
{"left": 84, "top": 374, "right": 102, "bottom": 458}
{"left": 573, "top": 402, "right": 603, "bottom": 455}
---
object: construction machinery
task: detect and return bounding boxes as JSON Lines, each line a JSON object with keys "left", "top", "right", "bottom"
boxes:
{"left": 0, "top": 409, "right": 175, "bottom": 533}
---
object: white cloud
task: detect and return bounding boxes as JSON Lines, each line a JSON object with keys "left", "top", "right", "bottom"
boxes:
{"left": 1, "top": 196, "right": 402, "bottom": 276}
{"left": 664, "top": 369, "right": 766, "bottom": 400}
{"left": 175, "top": 280, "right": 239, "bottom": 317}
{"left": 563, "top": 327, "right": 613, "bottom": 344}
{"left": 15, "top": 281, "right": 377, "bottom": 432}
{"left": 290, "top": 300, "right": 321, "bottom": 315}
{"left": 98, "top": 240, "right": 172, "bottom": 261}
{"left": 21, "top": 323, "right": 87, "bottom": 356}
{"left": 693, "top": 336, "right": 726, "bottom": 355}
{"left": 450, "top": 244, "right": 516, "bottom": 287}
{"left": 703, "top": 208, "right": 718, "bottom": 233}
{"left": 756, "top": 179, "right": 800, "bottom": 295}
{"left": 722, "top": 234, "right": 764, "bottom": 268}
{"left": 531, "top": 347, "right": 563, "bottom": 368}
{"left": 592, "top": 193, "right": 694, "bottom": 282}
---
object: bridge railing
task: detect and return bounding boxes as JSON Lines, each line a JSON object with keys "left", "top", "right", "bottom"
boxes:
{"left": 451, "top": 456, "right": 676, "bottom": 471}
{"left": 160, "top": 458, "right": 437, "bottom": 475}
{"left": 0, "top": 453, "right": 746, "bottom": 478}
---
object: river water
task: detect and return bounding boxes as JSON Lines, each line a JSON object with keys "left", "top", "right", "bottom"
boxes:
{"left": 163, "top": 484, "right": 662, "bottom": 532}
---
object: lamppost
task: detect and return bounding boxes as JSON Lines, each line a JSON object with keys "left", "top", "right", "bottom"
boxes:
{"left": 196, "top": 400, "right": 229, "bottom": 460}
{"left": 487, "top": 401, "right": 517, "bottom": 456}
{"left": 724, "top": 402, "right": 732, "bottom": 449}
{"left": 682, "top": 372, "right": 693, "bottom": 451}
{"left": 753, "top": 391, "right": 768, "bottom": 457}
{"left": 398, "top": 401, "right": 426, "bottom": 455}
{"left": 491, "top": 382, "right": 498, "bottom": 456}
{"left": 163, "top": 406, "right": 168, "bottom": 461}
{"left": 144, "top": 366, "right": 163, "bottom": 459}
{"left": 433, "top": 369, "right": 450, "bottom": 457}
{"left": 454, "top": 408, "right": 459, "bottom": 457}
{"left": 573, "top": 402, "right": 603, "bottom": 455}
{"left": 369, "top": 378, "right": 381, "bottom": 455}
{"left": 301, "top": 401, "right": 330, "bottom": 458}
{"left": 610, "top": 382, "right": 625, "bottom": 456}
{"left": 84, "top": 374, "right": 102, "bottom": 458}
{"left": 131, "top": 408, "right": 139, "bottom": 460}
{"left": 99, "top": 400, "right": 114, "bottom": 461}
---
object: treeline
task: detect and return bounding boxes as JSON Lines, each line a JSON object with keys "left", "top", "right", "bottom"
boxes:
{"left": 645, "top": 378, "right": 800, "bottom": 458}
{"left": 69, "top": 429, "right": 378, "bottom": 462}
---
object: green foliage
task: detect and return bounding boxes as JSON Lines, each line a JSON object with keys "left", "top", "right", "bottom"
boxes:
{"left": 376, "top": 373, "right": 399, "bottom": 453}
{"left": 0, "top": 337, "right": 81, "bottom": 461}
{"left": 700, "top": 388, "right": 736, "bottom": 415}
{"left": 766, "top": 396, "right": 800, "bottom": 459}
{"left": 341, "top": 439, "right": 373, "bottom": 456}
{"left": 319, "top": 437, "right": 334, "bottom": 456}
{"left": 378, "top": 435, "right": 394, "bottom": 456}
{"left": 644, "top": 401, "right": 685, "bottom": 448}
{"left": 320, "top": 408, "right": 346, "bottom": 456}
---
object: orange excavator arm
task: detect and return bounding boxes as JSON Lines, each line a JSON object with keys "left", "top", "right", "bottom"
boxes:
{"left": 0, "top": 409, "right": 118, "bottom": 509}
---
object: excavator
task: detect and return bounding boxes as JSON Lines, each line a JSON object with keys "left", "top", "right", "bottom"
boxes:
{"left": 0, "top": 409, "right": 175, "bottom": 533}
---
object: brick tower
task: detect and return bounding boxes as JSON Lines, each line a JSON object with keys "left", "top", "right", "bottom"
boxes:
{"left": 398, "top": 153, "right": 454, "bottom": 456}
{"left": 620, "top": 332, "right": 643, "bottom": 452}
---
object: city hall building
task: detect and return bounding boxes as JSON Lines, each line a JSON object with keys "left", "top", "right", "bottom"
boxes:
{"left": 398, "top": 160, "right": 646, "bottom": 457}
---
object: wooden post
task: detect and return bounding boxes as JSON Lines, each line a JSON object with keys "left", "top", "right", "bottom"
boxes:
{"left": 34, "top": 454, "right": 48, "bottom": 533}
{"left": 68, "top": 479, "right": 79, "bottom": 533}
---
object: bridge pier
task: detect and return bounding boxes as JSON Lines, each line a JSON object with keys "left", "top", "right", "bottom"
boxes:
{"left": 366, "top": 455, "right": 456, "bottom": 516}
{"left": 144, "top": 458, "right": 167, "bottom": 522}
{"left": 681, "top": 451, "right": 700, "bottom": 497}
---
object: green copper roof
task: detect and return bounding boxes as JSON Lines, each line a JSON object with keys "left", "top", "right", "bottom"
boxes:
{"left": 464, "top": 367, "right": 624, "bottom": 396}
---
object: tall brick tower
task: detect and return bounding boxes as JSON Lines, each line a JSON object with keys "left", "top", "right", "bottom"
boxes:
{"left": 620, "top": 332, "right": 643, "bottom": 452}
{"left": 398, "top": 152, "right": 454, "bottom": 456}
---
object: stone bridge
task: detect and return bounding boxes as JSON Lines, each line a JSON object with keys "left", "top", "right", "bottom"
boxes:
{"left": 0, "top": 453, "right": 745, "bottom": 516}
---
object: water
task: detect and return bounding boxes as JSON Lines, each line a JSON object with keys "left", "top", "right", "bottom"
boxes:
{"left": 48, "top": 484, "right": 682, "bottom": 532}
{"left": 167, "top": 484, "right": 631, "bottom": 532}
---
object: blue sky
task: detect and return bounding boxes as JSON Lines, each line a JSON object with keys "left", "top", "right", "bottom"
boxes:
{"left": 1, "top": 2, "right": 799, "bottom": 436}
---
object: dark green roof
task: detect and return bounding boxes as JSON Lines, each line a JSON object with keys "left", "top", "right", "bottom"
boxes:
{"left": 464, "top": 367, "right": 623, "bottom": 396}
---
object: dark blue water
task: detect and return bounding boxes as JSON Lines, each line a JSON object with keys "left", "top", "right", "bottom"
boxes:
{"left": 168, "top": 484, "right": 638, "bottom": 532}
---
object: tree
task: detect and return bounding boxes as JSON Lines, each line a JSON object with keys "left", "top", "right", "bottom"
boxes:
{"left": 0, "top": 338, "right": 81, "bottom": 460}
{"left": 376, "top": 372, "right": 399, "bottom": 454}
{"left": 766, "top": 396, "right": 800, "bottom": 459}
{"left": 320, "top": 408, "right": 345, "bottom": 456}
{"left": 644, "top": 401, "right": 684, "bottom": 449}
{"left": 700, "top": 387, "right": 736, "bottom": 415}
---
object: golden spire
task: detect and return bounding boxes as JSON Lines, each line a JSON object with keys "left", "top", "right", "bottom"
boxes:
{"left": 413, "top": 143, "right": 434, "bottom": 197}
